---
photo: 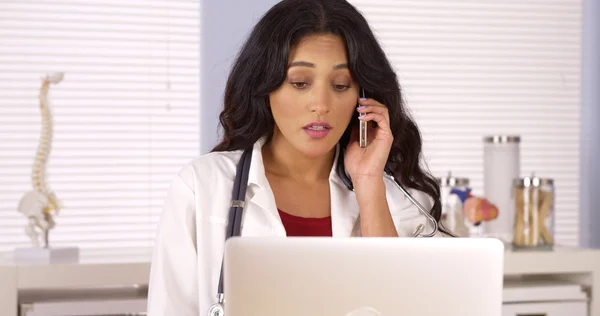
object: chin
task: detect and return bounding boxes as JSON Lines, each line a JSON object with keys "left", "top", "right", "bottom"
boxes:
{"left": 296, "top": 136, "right": 338, "bottom": 158}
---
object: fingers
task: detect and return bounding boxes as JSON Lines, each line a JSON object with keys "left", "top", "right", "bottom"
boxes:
{"left": 358, "top": 98, "right": 385, "bottom": 107}
{"left": 358, "top": 97, "right": 387, "bottom": 109}
{"left": 357, "top": 105, "right": 388, "bottom": 120}
{"left": 356, "top": 98, "right": 390, "bottom": 131}
{"left": 359, "top": 112, "right": 390, "bottom": 132}
{"left": 357, "top": 98, "right": 389, "bottom": 122}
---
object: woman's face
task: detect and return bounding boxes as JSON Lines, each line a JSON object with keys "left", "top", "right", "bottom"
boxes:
{"left": 269, "top": 34, "right": 359, "bottom": 158}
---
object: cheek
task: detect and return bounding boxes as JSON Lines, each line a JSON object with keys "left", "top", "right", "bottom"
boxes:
{"left": 269, "top": 90, "right": 303, "bottom": 122}
{"left": 334, "top": 98, "right": 358, "bottom": 134}
{"left": 335, "top": 98, "right": 357, "bottom": 122}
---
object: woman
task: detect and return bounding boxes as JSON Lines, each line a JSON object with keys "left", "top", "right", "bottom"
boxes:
{"left": 147, "top": 0, "right": 449, "bottom": 315}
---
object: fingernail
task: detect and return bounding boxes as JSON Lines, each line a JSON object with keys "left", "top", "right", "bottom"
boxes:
{"left": 357, "top": 106, "right": 366, "bottom": 110}
{"left": 358, "top": 113, "right": 366, "bottom": 118}
{"left": 359, "top": 98, "right": 367, "bottom": 101}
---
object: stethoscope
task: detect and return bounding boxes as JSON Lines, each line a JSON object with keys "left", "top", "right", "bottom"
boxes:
{"left": 207, "top": 146, "right": 439, "bottom": 316}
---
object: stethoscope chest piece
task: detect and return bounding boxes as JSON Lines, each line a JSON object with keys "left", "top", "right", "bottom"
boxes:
{"left": 208, "top": 303, "right": 224, "bottom": 316}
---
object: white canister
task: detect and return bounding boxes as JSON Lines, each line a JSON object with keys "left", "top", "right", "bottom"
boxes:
{"left": 483, "top": 135, "right": 520, "bottom": 243}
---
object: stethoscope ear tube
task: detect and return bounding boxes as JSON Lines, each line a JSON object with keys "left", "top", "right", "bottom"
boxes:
{"left": 382, "top": 168, "right": 438, "bottom": 238}
{"left": 213, "top": 147, "right": 254, "bottom": 315}
{"left": 230, "top": 147, "right": 252, "bottom": 237}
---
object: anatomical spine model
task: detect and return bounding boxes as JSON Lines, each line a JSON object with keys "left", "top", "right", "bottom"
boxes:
{"left": 17, "top": 72, "right": 64, "bottom": 248}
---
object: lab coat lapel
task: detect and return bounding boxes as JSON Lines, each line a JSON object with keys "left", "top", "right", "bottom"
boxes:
{"left": 329, "top": 144, "right": 361, "bottom": 237}
{"left": 243, "top": 138, "right": 287, "bottom": 237}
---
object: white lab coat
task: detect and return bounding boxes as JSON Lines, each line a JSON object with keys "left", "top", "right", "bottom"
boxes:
{"left": 146, "top": 137, "right": 440, "bottom": 316}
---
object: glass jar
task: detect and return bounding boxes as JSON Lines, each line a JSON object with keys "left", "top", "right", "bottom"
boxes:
{"left": 512, "top": 174, "right": 555, "bottom": 249}
{"left": 437, "top": 172, "right": 470, "bottom": 237}
{"left": 483, "top": 135, "right": 521, "bottom": 243}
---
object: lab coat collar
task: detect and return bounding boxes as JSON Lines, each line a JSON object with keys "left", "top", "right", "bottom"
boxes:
{"left": 245, "top": 137, "right": 360, "bottom": 237}
{"left": 328, "top": 143, "right": 361, "bottom": 236}
{"left": 246, "top": 136, "right": 271, "bottom": 196}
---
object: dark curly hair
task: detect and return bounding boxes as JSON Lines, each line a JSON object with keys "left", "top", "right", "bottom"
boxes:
{"left": 212, "top": 0, "right": 451, "bottom": 236}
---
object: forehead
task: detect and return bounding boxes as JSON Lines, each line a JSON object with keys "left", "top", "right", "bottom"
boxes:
{"left": 288, "top": 34, "right": 348, "bottom": 64}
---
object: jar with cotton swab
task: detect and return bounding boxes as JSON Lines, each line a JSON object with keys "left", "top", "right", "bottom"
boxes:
{"left": 512, "top": 173, "right": 555, "bottom": 250}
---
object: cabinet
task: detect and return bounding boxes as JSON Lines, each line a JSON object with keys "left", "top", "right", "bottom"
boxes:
{"left": 18, "top": 286, "right": 147, "bottom": 316}
{"left": 503, "top": 302, "right": 587, "bottom": 316}
{"left": 502, "top": 279, "right": 589, "bottom": 316}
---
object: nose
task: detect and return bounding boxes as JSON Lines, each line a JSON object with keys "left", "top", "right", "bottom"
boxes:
{"left": 307, "top": 85, "right": 331, "bottom": 115}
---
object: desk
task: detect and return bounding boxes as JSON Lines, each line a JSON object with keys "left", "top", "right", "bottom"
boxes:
{"left": 1, "top": 246, "right": 600, "bottom": 316}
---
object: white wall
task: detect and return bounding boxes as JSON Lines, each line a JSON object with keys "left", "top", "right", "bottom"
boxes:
{"left": 581, "top": 0, "right": 600, "bottom": 248}
{"left": 199, "top": 0, "right": 279, "bottom": 154}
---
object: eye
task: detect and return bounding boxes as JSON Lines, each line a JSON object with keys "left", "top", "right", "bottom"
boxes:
{"left": 290, "top": 81, "right": 309, "bottom": 89}
{"left": 333, "top": 84, "right": 350, "bottom": 92}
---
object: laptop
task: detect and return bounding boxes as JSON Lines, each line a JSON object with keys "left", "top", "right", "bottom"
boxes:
{"left": 223, "top": 237, "right": 504, "bottom": 316}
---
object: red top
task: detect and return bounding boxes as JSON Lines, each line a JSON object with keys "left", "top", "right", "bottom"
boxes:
{"left": 277, "top": 209, "right": 332, "bottom": 237}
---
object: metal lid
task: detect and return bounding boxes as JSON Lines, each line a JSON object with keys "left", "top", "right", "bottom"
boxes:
{"left": 483, "top": 135, "right": 521, "bottom": 143}
{"left": 437, "top": 171, "right": 469, "bottom": 187}
{"left": 514, "top": 172, "right": 554, "bottom": 187}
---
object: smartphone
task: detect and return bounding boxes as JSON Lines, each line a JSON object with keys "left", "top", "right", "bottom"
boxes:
{"left": 359, "top": 88, "right": 367, "bottom": 148}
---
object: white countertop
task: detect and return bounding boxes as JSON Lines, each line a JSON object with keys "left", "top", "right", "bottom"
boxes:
{"left": 1, "top": 245, "right": 599, "bottom": 270}
{"left": 0, "top": 247, "right": 152, "bottom": 266}
{"left": 0, "top": 247, "right": 152, "bottom": 289}
{"left": 504, "top": 246, "right": 600, "bottom": 274}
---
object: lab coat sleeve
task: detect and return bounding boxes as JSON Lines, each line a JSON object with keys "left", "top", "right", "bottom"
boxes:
{"left": 147, "top": 172, "right": 199, "bottom": 316}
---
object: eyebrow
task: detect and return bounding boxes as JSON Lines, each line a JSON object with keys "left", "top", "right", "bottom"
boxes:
{"left": 289, "top": 61, "right": 348, "bottom": 70}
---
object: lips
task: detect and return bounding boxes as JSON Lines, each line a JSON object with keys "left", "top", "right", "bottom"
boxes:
{"left": 303, "top": 121, "right": 331, "bottom": 139}
{"left": 303, "top": 122, "right": 332, "bottom": 130}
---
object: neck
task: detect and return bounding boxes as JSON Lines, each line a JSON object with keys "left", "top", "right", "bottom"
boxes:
{"left": 262, "top": 132, "right": 336, "bottom": 183}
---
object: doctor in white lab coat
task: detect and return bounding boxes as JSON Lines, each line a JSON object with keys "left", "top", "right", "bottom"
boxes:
{"left": 147, "top": 1, "right": 447, "bottom": 315}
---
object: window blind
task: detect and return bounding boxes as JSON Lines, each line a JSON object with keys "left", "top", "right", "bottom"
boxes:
{"left": 350, "top": 0, "right": 581, "bottom": 246}
{"left": 0, "top": 0, "right": 201, "bottom": 252}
